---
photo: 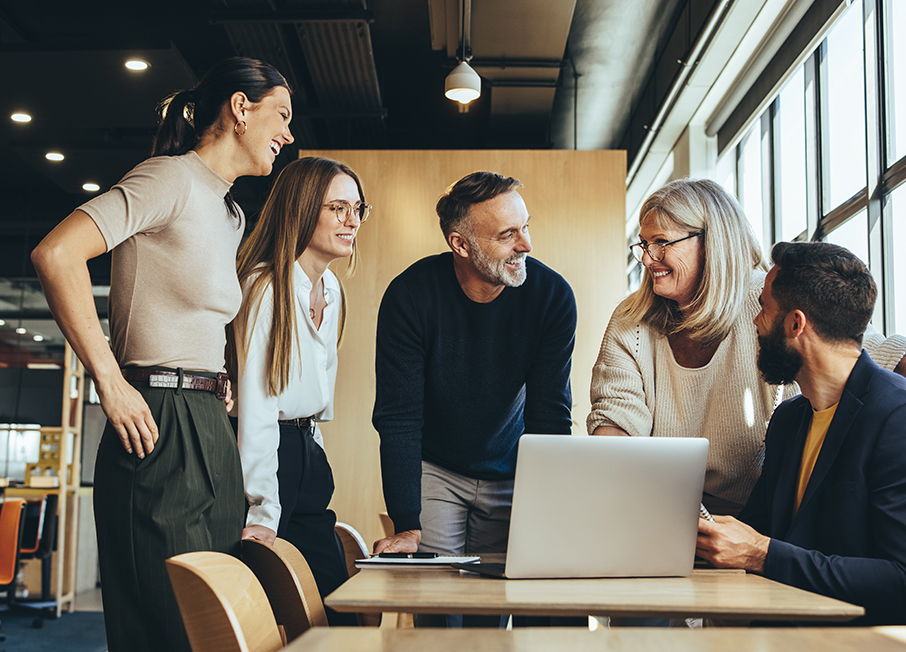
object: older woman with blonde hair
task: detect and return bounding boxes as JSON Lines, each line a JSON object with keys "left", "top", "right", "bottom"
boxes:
{"left": 588, "top": 178, "right": 906, "bottom": 516}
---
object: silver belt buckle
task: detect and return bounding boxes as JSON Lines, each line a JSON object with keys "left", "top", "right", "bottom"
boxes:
{"left": 149, "top": 372, "right": 179, "bottom": 389}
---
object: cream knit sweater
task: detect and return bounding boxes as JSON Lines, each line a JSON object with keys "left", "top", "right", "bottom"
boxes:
{"left": 587, "top": 269, "right": 906, "bottom": 511}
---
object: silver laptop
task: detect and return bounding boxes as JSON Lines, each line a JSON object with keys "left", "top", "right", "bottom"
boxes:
{"left": 472, "top": 435, "right": 708, "bottom": 579}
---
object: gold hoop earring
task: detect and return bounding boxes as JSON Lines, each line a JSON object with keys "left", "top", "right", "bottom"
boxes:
{"left": 234, "top": 120, "right": 247, "bottom": 136}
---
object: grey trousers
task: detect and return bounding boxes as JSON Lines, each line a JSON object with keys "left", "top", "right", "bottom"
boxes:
{"left": 94, "top": 370, "right": 245, "bottom": 652}
{"left": 415, "top": 461, "right": 513, "bottom": 628}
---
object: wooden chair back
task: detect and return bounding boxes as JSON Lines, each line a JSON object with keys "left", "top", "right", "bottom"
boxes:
{"left": 378, "top": 512, "right": 395, "bottom": 538}
{"left": 334, "top": 521, "right": 369, "bottom": 580}
{"left": 242, "top": 538, "right": 327, "bottom": 643}
{"left": 165, "top": 551, "right": 283, "bottom": 652}
{"left": 334, "top": 522, "right": 381, "bottom": 626}
{"left": 0, "top": 499, "right": 26, "bottom": 587}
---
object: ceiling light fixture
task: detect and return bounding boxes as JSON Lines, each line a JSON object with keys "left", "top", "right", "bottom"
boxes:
{"left": 125, "top": 59, "right": 149, "bottom": 71}
{"left": 46, "top": 152, "right": 64, "bottom": 161}
{"left": 445, "top": 0, "right": 480, "bottom": 105}
{"left": 83, "top": 183, "right": 100, "bottom": 192}
{"left": 16, "top": 327, "right": 26, "bottom": 334}
{"left": 33, "top": 335, "right": 44, "bottom": 342}
{"left": 11, "top": 112, "right": 32, "bottom": 123}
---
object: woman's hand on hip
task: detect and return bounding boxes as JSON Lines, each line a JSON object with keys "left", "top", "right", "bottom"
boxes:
{"left": 97, "top": 373, "right": 159, "bottom": 458}
{"left": 242, "top": 524, "right": 277, "bottom": 546}
{"left": 222, "top": 378, "right": 234, "bottom": 412}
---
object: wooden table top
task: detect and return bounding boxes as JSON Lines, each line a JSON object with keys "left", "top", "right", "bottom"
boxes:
{"left": 285, "top": 627, "right": 906, "bottom": 652}
{"left": 324, "top": 563, "right": 864, "bottom": 622}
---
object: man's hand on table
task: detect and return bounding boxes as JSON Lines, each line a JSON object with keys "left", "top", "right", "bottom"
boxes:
{"left": 373, "top": 529, "right": 421, "bottom": 554}
{"left": 696, "top": 515, "right": 770, "bottom": 574}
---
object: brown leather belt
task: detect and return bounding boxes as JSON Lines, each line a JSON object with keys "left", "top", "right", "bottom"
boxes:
{"left": 278, "top": 417, "right": 314, "bottom": 430}
{"left": 121, "top": 367, "right": 228, "bottom": 400}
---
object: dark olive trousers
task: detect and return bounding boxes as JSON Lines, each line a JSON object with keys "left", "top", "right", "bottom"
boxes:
{"left": 94, "top": 371, "right": 245, "bottom": 652}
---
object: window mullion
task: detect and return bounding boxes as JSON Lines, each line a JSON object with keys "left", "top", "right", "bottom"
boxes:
{"left": 804, "top": 51, "right": 821, "bottom": 240}
{"left": 817, "top": 40, "right": 831, "bottom": 225}
{"left": 761, "top": 108, "right": 776, "bottom": 246}
{"left": 864, "top": 0, "right": 888, "bottom": 331}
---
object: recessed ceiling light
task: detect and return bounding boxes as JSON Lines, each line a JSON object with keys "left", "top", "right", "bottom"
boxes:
{"left": 16, "top": 327, "right": 26, "bottom": 334}
{"left": 46, "top": 152, "right": 64, "bottom": 161}
{"left": 125, "top": 59, "right": 149, "bottom": 71}
{"left": 11, "top": 112, "right": 31, "bottom": 123}
{"left": 33, "top": 335, "right": 44, "bottom": 342}
{"left": 0, "top": 319, "right": 5, "bottom": 325}
{"left": 83, "top": 183, "right": 100, "bottom": 192}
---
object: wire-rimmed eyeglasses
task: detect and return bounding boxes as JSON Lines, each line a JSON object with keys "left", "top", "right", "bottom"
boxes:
{"left": 629, "top": 231, "right": 705, "bottom": 263}
{"left": 629, "top": 232, "right": 702, "bottom": 263}
{"left": 322, "top": 201, "right": 371, "bottom": 223}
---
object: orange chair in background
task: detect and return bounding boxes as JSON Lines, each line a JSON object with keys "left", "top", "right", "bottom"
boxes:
{"left": 0, "top": 499, "right": 27, "bottom": 642}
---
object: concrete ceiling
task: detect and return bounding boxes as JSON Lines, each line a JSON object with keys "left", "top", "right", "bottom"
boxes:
{"left": 0, "top": 0, "right": 685, "bottom": 360}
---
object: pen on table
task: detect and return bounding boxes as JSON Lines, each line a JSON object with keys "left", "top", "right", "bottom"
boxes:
{"left": 375, "top": 552, "right": 439, "bottom": 559}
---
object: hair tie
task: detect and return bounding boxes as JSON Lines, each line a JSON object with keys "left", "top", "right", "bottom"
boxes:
{"left": 184, "top": 89, "right": 196, "bottom": 103}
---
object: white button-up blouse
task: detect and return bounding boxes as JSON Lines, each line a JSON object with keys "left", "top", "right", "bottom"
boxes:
{"left": 234, "top": 261, "right": 341, "bottom": 532}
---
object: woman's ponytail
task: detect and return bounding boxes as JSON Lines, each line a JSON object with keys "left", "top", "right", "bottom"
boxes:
{"left": 151, "top": 89, "right": 197, "bottom": 157}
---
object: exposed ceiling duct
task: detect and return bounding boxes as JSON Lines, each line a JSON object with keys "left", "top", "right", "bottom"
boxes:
{"left": 212, "top": 0, "right": 386, "bottom": 147}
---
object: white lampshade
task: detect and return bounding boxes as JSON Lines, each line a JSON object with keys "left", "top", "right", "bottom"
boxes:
{"left": 445, "top": 61, "right": 481, "bottom": 104}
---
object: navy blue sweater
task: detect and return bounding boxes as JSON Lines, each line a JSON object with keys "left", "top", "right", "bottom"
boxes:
{"left": 373, "top": 253, "right": 576, "bottom": 532}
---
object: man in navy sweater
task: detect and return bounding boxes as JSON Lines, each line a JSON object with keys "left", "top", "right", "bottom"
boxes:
{"left": 696, "top": 241, "right": 906, "bottom": 625}
{"left": 372, "top": 171, "right": 576, "bottom": 584}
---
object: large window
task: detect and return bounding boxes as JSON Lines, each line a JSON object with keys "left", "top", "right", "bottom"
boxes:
{"left": 891, "top": 185, "right": 906, "bottom": 333}
{"left": 776, "top": 66, "right": 808, "bottom": 242}
{"left": 826, "top": 210, "right": 869, "bottom": 266}
{"left": 718, "top": 0, "right": 905, "bottom": 335}
{"left": 883, "top": 0, "right": 905, "bottom": 165}
{"left": 737, "top": 126, "right": 766, "bottom": 251}
{"left": 823, "top": 0, "right": 867, "bottom": 209}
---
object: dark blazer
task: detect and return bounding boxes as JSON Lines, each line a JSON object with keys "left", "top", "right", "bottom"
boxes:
{"left": 739, "top": 351, "right": 906, "bottom": 625}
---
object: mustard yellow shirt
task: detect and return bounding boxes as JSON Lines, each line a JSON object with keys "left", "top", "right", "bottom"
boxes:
{"left": 794, "top": 402, "right": 839, "bottom": 516}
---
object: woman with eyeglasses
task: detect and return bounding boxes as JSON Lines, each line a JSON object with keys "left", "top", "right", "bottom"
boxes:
{"left": 229, "top": 156, "right": 368, "bottom": 626}
{"left": 587, "top": 178, "right": 906, "bottom": 517}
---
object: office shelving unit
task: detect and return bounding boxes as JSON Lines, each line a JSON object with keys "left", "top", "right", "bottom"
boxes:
{"left": 18, "top": 340, "right": 84, "bottom": 616}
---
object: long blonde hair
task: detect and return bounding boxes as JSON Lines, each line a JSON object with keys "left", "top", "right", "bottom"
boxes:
{"left": 228, "top": 157, "right": 363, "bottom": 396}
{"left": 622, "top": 178, "right": 766, "bottom": 344}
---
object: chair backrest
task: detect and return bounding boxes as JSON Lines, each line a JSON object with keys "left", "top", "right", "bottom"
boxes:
{"left": 242, "top": 538, "right": 327, "bottom": 643}
{"left": 0, "top": 499, "right": 26, "bottom": 587}
{"left": 378, "top": 512, "right": 395, "bottom": 538}
{"left": 19, "top": 498, "right": 45, "bottom": 555}
{"left": 20, "top": 493, "right": 58, "bottom": 557}
{"left": 334, "top": 521, "right": 369, "bottom": 579}
{"left": 334, "top": 522, "right": 381, "bottom": 627}
{"left": 166, "top": 551, "right": 284, "bottom": 652}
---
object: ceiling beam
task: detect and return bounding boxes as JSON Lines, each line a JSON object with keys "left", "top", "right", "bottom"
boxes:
{"left": 209, "top": 10, "right": 374, "bottom": 25}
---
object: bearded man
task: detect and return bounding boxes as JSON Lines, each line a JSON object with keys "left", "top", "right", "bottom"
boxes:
{"left": 696, "top": 241, "right": 906, "bottom": 625}
{"left": 372, "top": 172, "right": 576, "bottom": 623}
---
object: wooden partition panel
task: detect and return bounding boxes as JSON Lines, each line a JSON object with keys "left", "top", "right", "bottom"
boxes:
{"left": 303, "top": 150, "right": 626, "bottom": 546}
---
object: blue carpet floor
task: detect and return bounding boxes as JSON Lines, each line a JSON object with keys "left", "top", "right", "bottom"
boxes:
{"left": 0, "top": 610, "right": 106, "bottom": 652}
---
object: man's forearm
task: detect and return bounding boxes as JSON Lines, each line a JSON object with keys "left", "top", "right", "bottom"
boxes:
{"left": 378, "top": 431, "right": 423, "bottom": 532}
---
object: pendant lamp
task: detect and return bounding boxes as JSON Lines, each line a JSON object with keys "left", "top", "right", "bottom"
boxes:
{"left": 445, "top": 0, "right": 480, "bottom": 104}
